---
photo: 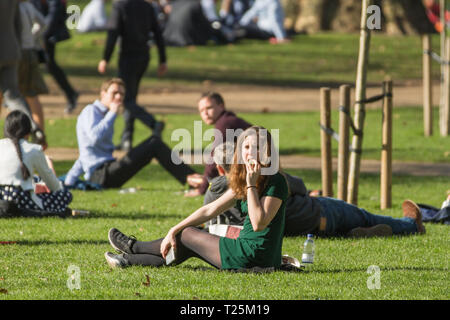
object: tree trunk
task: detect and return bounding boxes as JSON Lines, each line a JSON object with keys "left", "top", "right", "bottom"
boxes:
{"left": 290, "top": 0, "right": 435, "bottom": 34}
{"left": 330, "top": 0, "right": 362, "bottom": 33}
{"left": 295, "top": 0, "right": 327, "bottom": 33}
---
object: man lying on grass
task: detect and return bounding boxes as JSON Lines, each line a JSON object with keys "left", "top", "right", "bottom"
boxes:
{"left": 64, "top": 78, "right": 198, "bottom": 189}
{"left": 204, "top": 143, "right": 426, "bottom": 238}
{"left": 105, "top": 126, "right": 289, "bottom": 270}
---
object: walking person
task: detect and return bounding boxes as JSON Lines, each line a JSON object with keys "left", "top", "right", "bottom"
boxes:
{"left": 31, "top": 0, "right": 79, "bottom": 114}
{"left": 17, "top": 0, "right": 49, "bottom": 133}
{"left": 0, "top": 0, "right": 47, "bottom": 149}
{"left": 98, "top": 0, "right": 167, "bottom": 152}
{"left": 105, "top": 126, "right": 289, "bottom": 270}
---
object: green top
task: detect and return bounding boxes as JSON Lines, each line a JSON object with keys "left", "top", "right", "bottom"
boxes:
{"left": 219, "top": 172, "right": 288, "bottom": 269}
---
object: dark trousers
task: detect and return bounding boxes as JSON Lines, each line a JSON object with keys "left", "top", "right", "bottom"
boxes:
{"left": 44, "top": 41, "right": 76, "bottom": 101}
{"left": 316, "top": 197, "right": 417, "bottom": 235}
{"left": 242, "top": 24, "right": 273, "bottom": 40}
{"left": 118, "top": 53, "right": 157, "bottom": 145}
{"left": 89, "top": 136, "right": 196, "bottom": 188}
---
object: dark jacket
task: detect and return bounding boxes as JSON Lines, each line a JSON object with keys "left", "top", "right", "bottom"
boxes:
{"left": 103, "top": 0, "right": 166, "bottom": 63}
{"left": 203, "top": 173, "right": 321, "bottom": 236}
{"left": 31, "top": 0, "right": 70, "bottom": 43}
{"left": 0, "top": 0, "right": 22, "bottom": 64}
{"left": 203, "top": 175, "right": 245, "bottom": 225}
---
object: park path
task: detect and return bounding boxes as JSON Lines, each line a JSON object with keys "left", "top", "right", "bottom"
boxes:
{"left": 45, "top": 147, "right": 450, "bottom": 177}
{"left": 39, "top": 81, "right": 439, "bottom": 118}
{"left": 6, "top": 81, "right": 448, "bottom": 177}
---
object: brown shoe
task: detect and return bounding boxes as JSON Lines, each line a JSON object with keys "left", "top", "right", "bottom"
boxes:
{"left": 348, "top": 224, "right": 393, "bottom": 238}
{"left": 402, "top": 200, "right": 426, "bottom": 234}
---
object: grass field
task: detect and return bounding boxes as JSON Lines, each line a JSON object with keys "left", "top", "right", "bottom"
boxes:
{"left": 0, "top": 110, "right": 448, "bottom": 300}
{"left": 51, "top": 12, "right": 443, "bottom": 91}
{"left": 0, "top": 160, "right": 448, "bottom": 300}
{"left": 0, "top": 13, "right": 449, "bottom": 300}
{"left": 1, "top": 107, "right": 448, "bottom": 163}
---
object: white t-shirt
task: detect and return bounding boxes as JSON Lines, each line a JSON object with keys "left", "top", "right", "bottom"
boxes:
{"left": 0, "top": 139, "right": 62, "bottom": 203}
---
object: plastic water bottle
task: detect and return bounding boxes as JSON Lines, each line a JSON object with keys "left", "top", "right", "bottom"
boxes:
{"left": 301, "top": 234, "right": 315, "bottom": 264}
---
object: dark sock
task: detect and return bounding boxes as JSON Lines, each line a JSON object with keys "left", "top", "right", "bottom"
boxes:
{"left": 131, "top": 238, "right": 163, "bottom": 255}
{"left": 124, "top": 253, "right": 165, "bottom": 267}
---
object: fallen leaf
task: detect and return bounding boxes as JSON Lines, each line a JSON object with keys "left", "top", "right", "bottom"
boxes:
{"left": 142, "top": 275, "right": 150, "bottom": 287}
{"left": 111, "top": 204, "right": 117, "bottom": 208}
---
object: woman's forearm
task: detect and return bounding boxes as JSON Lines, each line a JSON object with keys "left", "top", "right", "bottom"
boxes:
{"left": 171, "top": 206, "right": 212, "bottom": 234}
{"left": 246, "top": 187, "right": 266, "bottom": 231}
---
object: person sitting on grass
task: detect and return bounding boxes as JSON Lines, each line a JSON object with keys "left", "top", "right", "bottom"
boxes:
{"left": 203, "top": 142, "right": 426, "bottom": 238}
{"left": 104, "top": 126, "right": 289, "bottom": 270}
{"left": 0, "top": 110, "right": 72, "bottom": 216}
{"left": 64, "top": 78, "right": 197, "bottom": 189}
{"left": 185, "top": 91, "right": 252, "bottom": 197}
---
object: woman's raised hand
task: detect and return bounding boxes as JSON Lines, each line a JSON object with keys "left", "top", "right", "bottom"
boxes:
{"left": 245, "top": 159, "right": 261, "bottom": 187}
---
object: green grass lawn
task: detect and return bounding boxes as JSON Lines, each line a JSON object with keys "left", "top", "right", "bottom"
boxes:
{"left": 1, "top": 8, "right": 448, "bottom": 300}
{"left": 51, "top": 20, "right": 442, "bottom": 91}
{"left": 0, "top": 161, "right": 448, "bottom": 300}
{"left": 2, "top": 107, "right": 448, "bottom": 163}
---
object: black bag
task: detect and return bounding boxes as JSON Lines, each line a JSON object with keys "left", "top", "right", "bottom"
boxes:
{"left": 0, "top": 200, "right": 20, "bottom": 217}
{"left": 0, "top": 199, "right": 71, "bottom": 218}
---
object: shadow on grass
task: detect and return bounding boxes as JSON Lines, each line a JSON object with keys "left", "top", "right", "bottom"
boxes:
{"left": 82, "top": 212, "right": 185, "bottom": 220}
{"left": 14, "top": 240, "right": 110, "bottom": 246}
{"left": 0, "top": 212, "right": 184, "bottom": 220}
{"left": 54, "top": 65, "right": 387, "bottom": 90}
{"left": 310, "top": 266, "right": 449, "bottom": 274}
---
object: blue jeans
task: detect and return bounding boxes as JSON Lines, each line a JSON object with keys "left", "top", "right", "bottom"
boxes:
{"left": 316, "top": 197, "right": 417, "bottom": 236}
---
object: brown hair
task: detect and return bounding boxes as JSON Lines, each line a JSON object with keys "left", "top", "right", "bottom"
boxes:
{"left": 100, "top": 78, "right": 125, "bottom": 95}
{"left": 229, "top": 126, "right": 277, "bottom": 200}
{"left": 200, "top": 91, "right": 225, "bottom": 107}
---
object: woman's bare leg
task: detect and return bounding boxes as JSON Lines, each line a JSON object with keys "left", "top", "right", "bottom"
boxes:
{"left": 26, "top": 96, "right": 44, "bottom": 131}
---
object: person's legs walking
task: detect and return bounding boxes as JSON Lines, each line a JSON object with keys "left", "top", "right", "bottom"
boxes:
{"left": 0, "top": 63, "right": 36, "bottom": 129}
{"left": 44, "top": 41, "right": 78, "bottom": 113}
{"left": 26, "top": 96, "right": 45, "bottom": 131}
{"left": 118, "top": 54, "right": 157, "bottom": 149}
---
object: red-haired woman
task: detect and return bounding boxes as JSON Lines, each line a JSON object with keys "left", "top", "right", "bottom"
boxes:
{"left": 105, "top": 126, "right": 288, "bottom": 270}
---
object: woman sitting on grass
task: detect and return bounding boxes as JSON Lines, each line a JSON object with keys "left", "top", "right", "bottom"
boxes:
{"left": 0, "top": 110, "right": 72, "bottom": 216}
{"left": 105, "top": 126, "right": 288, "bottom": 270}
